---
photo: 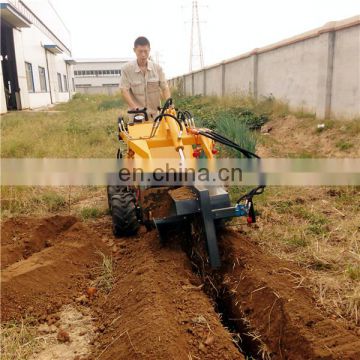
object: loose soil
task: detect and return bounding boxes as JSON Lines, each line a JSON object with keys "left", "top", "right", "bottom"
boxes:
{"left": 215, "top": 229, "right": 360, "bottom": 359}
{"left": 1, "top": 215, "right": 107, "bottom": 322}
{"left": 1, "top": 215, "right": 359, "bottom": 359}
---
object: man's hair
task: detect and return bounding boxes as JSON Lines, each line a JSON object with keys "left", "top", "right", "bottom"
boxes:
{"left": 134, "top": 36, "right": 150, "bottom": 48}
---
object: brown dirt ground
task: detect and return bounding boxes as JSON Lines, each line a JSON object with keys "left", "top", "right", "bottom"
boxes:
{"left": 1, "top": 215, "right": 78, "bottom": 269}
{"left": 2, "top": 214, "right": 359, "bottom": 359}
{"left": 1, "top": 215, "right": 108, "bottom": 322}
{"left": 216, "top": 229, "right": 360, "bottom": 360}
{"left": 1, "top": 216, "right": 242, "bottom": 359}
{"left": 89, "top": 217, "right": 242, "bottom": 360}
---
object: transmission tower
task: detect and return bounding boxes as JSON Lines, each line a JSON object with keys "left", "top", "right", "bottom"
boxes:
{"left": 189, "top": 0, "right": 204, "bottom": 72}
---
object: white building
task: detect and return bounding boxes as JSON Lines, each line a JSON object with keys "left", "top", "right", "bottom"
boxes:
{"left": 73, "top": 58, "right": 130, "bottom": 95}
{"left": 0, "top": 0, "right": 75, "bottom": 114}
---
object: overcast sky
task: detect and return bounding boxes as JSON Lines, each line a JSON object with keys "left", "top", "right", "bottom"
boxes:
{"left": 51, "top": 0, "right": 360, "bottom": 77}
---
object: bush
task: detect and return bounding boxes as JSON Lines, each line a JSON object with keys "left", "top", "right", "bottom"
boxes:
{"left": 38, "top": 192, "right": 66, "bottom": 212}
{"left": 216, "top": 115, "right": 257, "bottom": 157}
{"left": 80, "top": 206, "right": 102, "bottom": 219}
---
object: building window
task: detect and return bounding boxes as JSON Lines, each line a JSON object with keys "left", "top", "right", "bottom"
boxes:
{"left": 57, "top": 73, "right": 63, "bottom": 92}
{"left": 63, "top": 74, "right": 68, "bottom": 92}
{"left": 25, "top": 62, "right": 35, "bottom": 92}
{"left": 38, "top": 66, "right": 47, "bottom": 92}
{"left": 73, "top": 69, "right": 122, "bottom": 77}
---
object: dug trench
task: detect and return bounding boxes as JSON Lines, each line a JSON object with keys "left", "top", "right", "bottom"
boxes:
{"left": 184, "top": 222, "right": 360, "bottom": 360}
{"left": 1, "top": 214, "right": 360, "bottom": 359}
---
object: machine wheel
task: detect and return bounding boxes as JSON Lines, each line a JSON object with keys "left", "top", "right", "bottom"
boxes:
{"left": 107, "top": 185, "right": 125, "bottom": 214}
{"left": 111, "top": 188, "right": 140, "bottom": 237}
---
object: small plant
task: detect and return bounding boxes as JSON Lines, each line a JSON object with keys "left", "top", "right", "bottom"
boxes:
{"left": 284, "top": 234, "right": 309, "bottom": 248}
{"left": 216, "top": 116, "right": 257, "bottom": 157}
{"left": 347, "top": 287, "right": 360, "bottom": 324}
{"left": 239, "top": 110, "right": 268, "bottom": 131}
{"left": 80, "top": 206, "right": 102, "bottom": 219}
{"left": 93, "top": 251, "right": 114, "bottom": 293}
{"left": 346, "top": 265, "right": 360, "bottom": 281}
{"left": 272, "top": 200, "right": 294, "bottom": 214}
{"left": 39, "top": 192, "right": 66, "bottom": 212}
{"left": 335, "top": 140, "right": 353, "bottom": 151}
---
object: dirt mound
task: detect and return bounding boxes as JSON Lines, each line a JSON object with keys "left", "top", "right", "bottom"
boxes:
{"left": 1, "top": 215, "right": 77, "bottom": 269}
{"left": 216, "top": 229, "right": 360, "bottom": 360}
{"left": 89, "top": 218, "right": 243, "bottom": 360}
{"left": 1, "top": 216, "right": 107, "bottom": 321}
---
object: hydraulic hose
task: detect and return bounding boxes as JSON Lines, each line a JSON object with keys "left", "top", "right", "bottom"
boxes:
{"left": 204, "top": 130, "right": 259, "bottom": 158}
{"left": 195, "top": 127, "right": 265, "bottom": 204}
{"left": 159, "top": 98, "right": 173, "bottom": 115}
{"left": 153, "top": 113, "right": 184, "bottom": 132}
{"left": 197, "top": 130, "right": 259, "bottom": 159}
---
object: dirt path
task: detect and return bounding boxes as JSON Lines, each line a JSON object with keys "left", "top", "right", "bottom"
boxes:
{"left": 1, "top": 215, "right": 359, "bottom": 359}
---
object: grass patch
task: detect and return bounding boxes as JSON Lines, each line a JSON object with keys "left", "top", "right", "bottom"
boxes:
{"left": 174, "top": 93, "right": 270, "bottom": 132}
{"left": 1, "top": 187, "right": 67, "bottom": 216}
{"left": 346, "top": 265, "right": 360, "bottom": 281}
{"left": 216, "top": 116, "right": 257, "bottom": 157}
{"left": 93, "top": 251, "right": 114, "bottom": 293}
{"left": 347, "top": 287, "right": 360, "bottom": 324}
{"left": 0, "top": 186, "right": 105, "bottom": 218}
{"left": 80, "top": 206, "right": 103, "bottom": 220}
{"left": 294, "top": 208, "right": 328, "bottom": 235}
{"left": 283, "top": 233, "right": 309, "bottom": 248}
{"left": 0, "top": 318, "right": 50, "bottom": 360}
{"left": 335, "top": 140, "right": 353, "bottom": 151}
{"left": 271, "top": 199, "right": 294, "bottom": 214}
{"left": 1, "top": 94, "right": 121, "bottom": 158}
{"left": 98, "top": 97, "right": 124, "bottom": 111}
{"left": 37, "top": 192, "right": 67, "bottom": 212}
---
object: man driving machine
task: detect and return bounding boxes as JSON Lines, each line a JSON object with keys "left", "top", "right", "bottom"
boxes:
{"left": 120, "top": 36, "right": 171, "bottom": 121}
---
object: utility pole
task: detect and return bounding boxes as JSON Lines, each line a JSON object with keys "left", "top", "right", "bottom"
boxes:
{"left": 189, "top": 0, "right": 204, "bottom": 72}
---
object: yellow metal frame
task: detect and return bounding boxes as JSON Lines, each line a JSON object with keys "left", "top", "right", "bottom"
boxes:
{"left": 120, "top": 109, "right": 215, "bottom": 160}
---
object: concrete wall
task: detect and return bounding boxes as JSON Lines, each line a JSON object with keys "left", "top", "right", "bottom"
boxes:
{"left": 76, "top": 86, "right": 120, "bottom": 96}
{"left": 331, "top": 25, "right": 360, "bottom": 117}
{"left": 193, "top": 71, "right": 204, "bottom": 95}
{"left": 224, "top": 56, "right": 254, "bottom": 96}
{"left": 170, "top": 16, "right": 360, "bottom": 119}
{"left": 184, "top": 74, "right": 192, "bottom": 95}
{"left": 257, "top": 36, "right": 320, "bottom": 111}
{"left": 205, "top": 65, "right": 222, "bottom": 96}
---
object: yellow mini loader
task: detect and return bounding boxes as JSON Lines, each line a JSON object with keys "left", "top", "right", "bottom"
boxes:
{"left": 107, "top": 98, "right": 264, "bottom": 268}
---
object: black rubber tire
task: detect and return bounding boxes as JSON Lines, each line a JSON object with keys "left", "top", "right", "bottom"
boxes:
{"left": 111, "top": 189, "right": 140, "bottom": 237}
{"left": 107, "top": 185, "right": 126, "bottom": 214}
